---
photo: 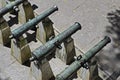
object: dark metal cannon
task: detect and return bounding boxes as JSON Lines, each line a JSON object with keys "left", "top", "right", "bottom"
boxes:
{"left": 0, "top": 0, "right": 24, "bottom": 17}
{"left": 30, "top": 22, "right": 81, "bottom": 61}
{"left": 55, "top": 36, "right": 111, "bottom": 80}
{"left": 10, "top": 6, "right": 58, "bottom": 39}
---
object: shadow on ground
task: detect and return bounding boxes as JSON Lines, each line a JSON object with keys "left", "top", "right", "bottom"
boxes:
{"left": 96, "top": 8, "right": 120, "bottom": 80}
{"left": 8, "top": 11, "right": 18, "bottom": 27}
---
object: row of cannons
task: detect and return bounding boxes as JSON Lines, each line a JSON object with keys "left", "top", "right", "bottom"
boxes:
{"left": 0, "top": 0, "right": 111, "bottom": 80}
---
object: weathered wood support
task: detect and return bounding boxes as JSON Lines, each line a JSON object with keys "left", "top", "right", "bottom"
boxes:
{"left": 56, "top": 37, "right": 76, "bottom": 65}
{"left": 0, "top": 17, "right": 11, "bottom": 45}
{"left": 11, "top": 36, "right": 31, "bottom": 64}
{"left": 36, "top": 17, "right": 55, "bottom": 44}
{"left": 30, "top": 58, "right": 55, "bottom": 80}
{"left": 78, "top": 68, "right": 90, "bottom": 80}
{"left": 18, "top": 0, "right": 35, "bottom": 24}
{"left": 89, "top": 58, "right": 103, "bottom": 80}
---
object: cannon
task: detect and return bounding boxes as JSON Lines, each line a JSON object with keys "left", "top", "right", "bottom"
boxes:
{"left": 0, "top": 0, "right": 24, "bottom": 17}
{"left": 30, "top": 22, "right": 81, "bottom": 62}
{"left": 55, "top": 36, "right": 111, "bottom": 80}
{"left": 10, "top": 5, "right": 58, "bottom": 39}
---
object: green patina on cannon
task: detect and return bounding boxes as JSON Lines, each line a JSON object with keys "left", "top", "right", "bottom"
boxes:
{"left": 30, "top": 22, "right": 81, "bottom": 62}
{"left": 0, "top": 0, "right": 24, "bottom": 17}
{"left": 55, "top": 36, "right": 111, "bottom": 80}
{"left": 10, "top": 6, "right": 58, "bottom": 39}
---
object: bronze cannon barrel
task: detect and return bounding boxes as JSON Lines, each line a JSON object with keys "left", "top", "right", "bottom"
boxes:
{"left": 0, "top": 0, "right": 23, "bottom": 17}
{"left": 30, "top": 22, "right": 81, "bottom": 61}
{"left": 55, "top": 36, "right": 111, "bottom": 80}
{"left": 10, "top": 6, "right": 58, "bottom": 39}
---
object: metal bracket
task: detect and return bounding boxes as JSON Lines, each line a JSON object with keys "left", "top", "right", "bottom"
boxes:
{"left": 80, "top": 60, "right": 89, "bottom": 69}
{"left": 83, "top": 62, "right": 89, "bottom": 69}
{"left": 77, "top": 55, "right": 82, "bottom": 60}
{"left": 54, "top": 40, "right": 62, "bottom": 49}
{"left": 13, "top": 6, "right": 19, "bottom": 12}
{"left": 74, "top": 55, "right": 82, "bottom": 60}
{"left": 49, "top": 36, "right": 55, "bottom": 41}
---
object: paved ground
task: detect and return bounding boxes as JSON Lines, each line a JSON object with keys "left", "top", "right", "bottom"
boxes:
{"left": 0, "top": 0, "right": 120, "bottom": 80}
